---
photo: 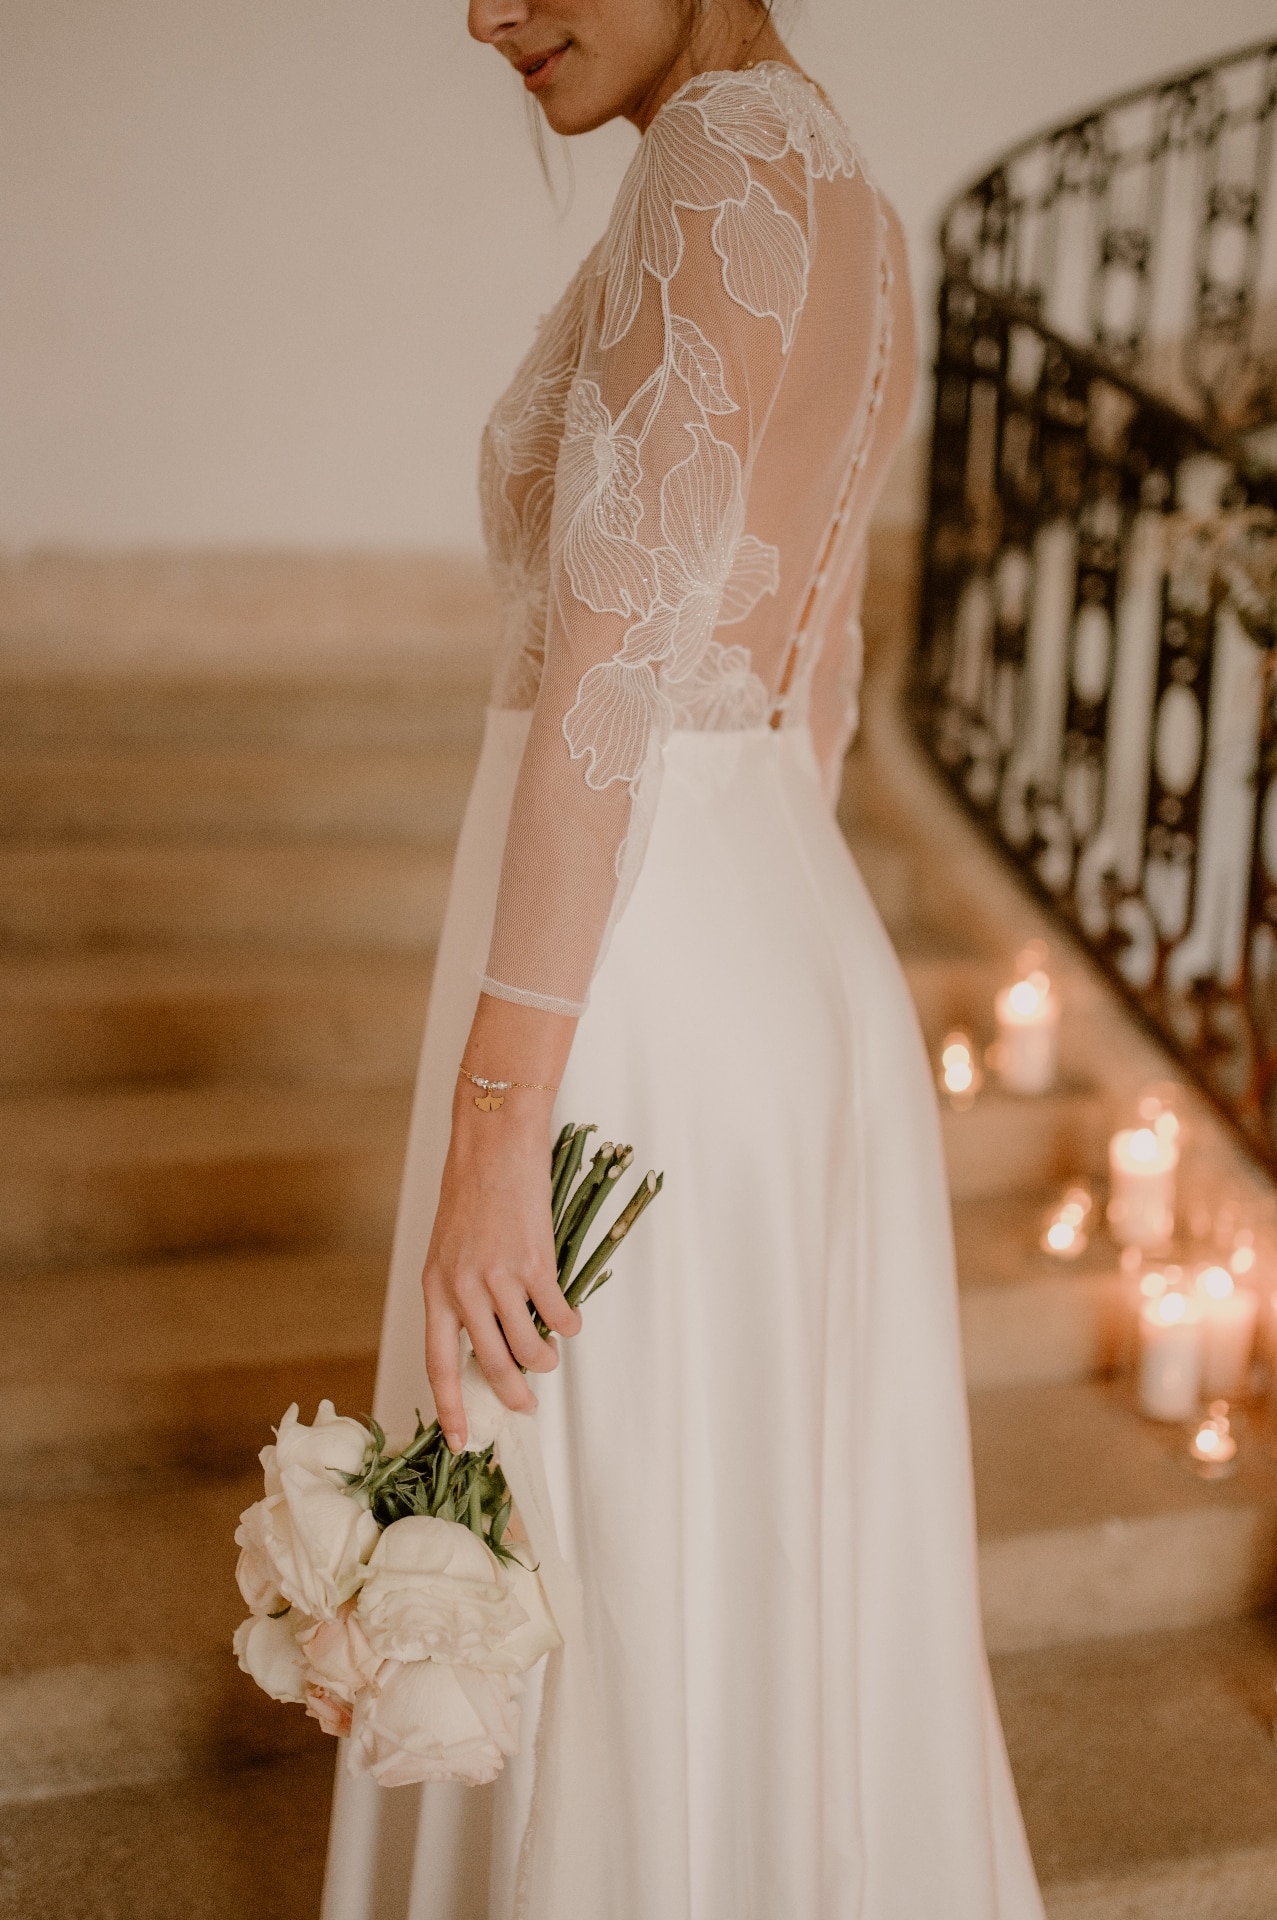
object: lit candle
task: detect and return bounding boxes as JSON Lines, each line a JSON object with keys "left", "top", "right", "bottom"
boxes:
{"left": 1188, "top": 1401, "right": 1238, "bottom": 1475}
{"left": 938, "top": 1031, "right": 982, "bottom": 1111}
{"left": 1108, "top": 1125, "right": 1179, "bottom": 1250}
{"left": 1138, "top": 1288, "right": 1204, "bottom": 1421}
{"left": 1194, "top": 1265, "right": 1260, "bottom": 1400}
{"left": 1040, "top": 1184, "right": 1093, "bottom": 1258}
{"left": 994, "top": 967, "right": 1061, "bottom": 1094}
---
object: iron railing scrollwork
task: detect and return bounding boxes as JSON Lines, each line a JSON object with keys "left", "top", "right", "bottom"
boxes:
{"left": 914, "top": 37, "right": 1277, "bottom": 1167}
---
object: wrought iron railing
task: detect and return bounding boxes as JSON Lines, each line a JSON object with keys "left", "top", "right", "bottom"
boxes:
{"left": 914, "top": 38, "right": 1277, "bottom": 1168}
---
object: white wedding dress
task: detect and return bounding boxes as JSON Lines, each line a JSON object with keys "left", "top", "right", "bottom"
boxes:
{"left": 322, "top": 63, "right": 1045, "bottom": 1920}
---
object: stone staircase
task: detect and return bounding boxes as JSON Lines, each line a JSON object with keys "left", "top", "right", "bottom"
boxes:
{"left": 2, "top": 543, "right": 1277, "bottom": 1919}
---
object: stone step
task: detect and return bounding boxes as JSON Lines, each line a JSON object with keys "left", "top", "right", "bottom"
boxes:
{"left": 941, "top": 1082, "right": 1112, "bottom": 1202}
{"left": 0, "top": 670, "right": 489, "bottom": 752}
{"left": 973, "top": 1379, "right": 1277, "bottom": 1654}
{"left": 955, "top": 1192, "right": 1132, "bottom": 1392}
{"left": 0, "top": 745, "right": 477, "bottom": 843}
{"left": 0, "top": 1751, "right": 333, "bottom": 1920}
{"left": 0, "top": 1082, "right": 412, "bottom": 1269}
{"left": 0, "top": 947, "right": 432, "bottom": 1091}
{"left": 0, "top": 1462, "right": 330, "bottom": 1803}
{"left": 0, "top": 1249, "right": 383, "bottom": 1487}
{"left": 0, "top": 841, "right": 453, "bottom": 952}
{"left": 996, "top": 1613, "right": 1277, "bottom": 1920}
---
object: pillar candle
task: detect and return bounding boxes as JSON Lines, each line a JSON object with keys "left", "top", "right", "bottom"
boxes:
{"left": 994, "top": 969, "right": 1061, "bottom": 1095}
{"left": 1195, "top": 1266, "right": 1260, "bottom": 1400}
{"left": 1138, "top": 1290, "right": 1204, "bottom": 1421}
{"left": 1108, "top": 1126, "right": 1179, "bottom": 1250}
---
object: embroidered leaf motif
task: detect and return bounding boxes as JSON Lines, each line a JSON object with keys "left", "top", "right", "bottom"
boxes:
{"left": 600, "top": 98, "right": 750, "bottom": 349}
{"left": 719, "top": 535, "right": 781, "bottom": 624}
{"left": 713, "top": 182, "right": 809, "bottom": 351}
{"left": 563, "top": 659, "right": 673, "bottom": 791}
{"left": 668, "top": 314, "right": 737, "bottom": 416}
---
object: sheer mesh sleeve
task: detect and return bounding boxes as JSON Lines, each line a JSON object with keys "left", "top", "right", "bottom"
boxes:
{"left": 482, "top": 81, "right": 811, "bottom": 1014}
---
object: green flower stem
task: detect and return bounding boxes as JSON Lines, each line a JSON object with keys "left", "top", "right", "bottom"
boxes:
{"left": 563, "top": 1171, "right": 662, "bottom": 1305}
{"left": 551, "top": 1124, "right": 596, "bottom": 1231}
{"left": 554, "top": 1142, "right": 619, "bottom": 1261}
{"left": 549, "top": 1121, "right": 576, "bottom": 1196}
{"left": 558, "top": 1151, "right": 627, "bottom": 1279}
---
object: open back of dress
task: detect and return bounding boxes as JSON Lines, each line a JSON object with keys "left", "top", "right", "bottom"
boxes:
{"left": 480, "top": 63, "right": 915, "bottom": 1015}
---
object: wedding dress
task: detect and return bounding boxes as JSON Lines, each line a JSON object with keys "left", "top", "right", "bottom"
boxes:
{"left": 321, "top": 63, "right": 1045, "bottom": 1920}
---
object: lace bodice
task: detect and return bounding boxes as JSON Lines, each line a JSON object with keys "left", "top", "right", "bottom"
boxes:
{"left": 479, "top": 63, "right": 916, "bottom": 1014}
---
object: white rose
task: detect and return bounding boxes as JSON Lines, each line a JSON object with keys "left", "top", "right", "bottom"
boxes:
{"left": 346, "top": 1659, "right": 521, "bottom": 1787}
{"left": 355, "top": 1515, "right": 525, "bottom": 1666}
{"left": 234, "top": 1499, "right": 286, "bottom": 1615}
{"left": 244, "top": 1401, "right": 380, "bottom": 1621}
{"left": 233, "top": 1609, "right": 310, "bottom": 1704}
{"left": 493, "top": 1552, "right": 562, "bottom": 1675}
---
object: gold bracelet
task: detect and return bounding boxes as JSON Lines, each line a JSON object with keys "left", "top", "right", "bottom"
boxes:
{"left": 459, "top": 1065, "right": 559, "bottom": 1112}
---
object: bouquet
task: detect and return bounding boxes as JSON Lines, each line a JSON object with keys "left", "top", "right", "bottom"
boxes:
{"left": 232, "top": 1122, "right": 661, "bottom": 1788}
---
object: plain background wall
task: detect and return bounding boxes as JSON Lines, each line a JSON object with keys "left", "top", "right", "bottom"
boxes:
{"left": 2, "top": 1, "right": 1275, "bottom": 553}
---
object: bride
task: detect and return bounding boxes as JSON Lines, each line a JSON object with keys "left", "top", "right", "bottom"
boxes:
{"left": 323, "top": 2, "right": 1046, "bottom": 1915}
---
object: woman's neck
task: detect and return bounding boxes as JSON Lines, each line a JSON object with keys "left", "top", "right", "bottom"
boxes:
{"left": 626, "top": 9, "right": 800, "bottom": 134}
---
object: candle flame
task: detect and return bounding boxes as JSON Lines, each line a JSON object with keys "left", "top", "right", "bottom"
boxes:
{"left": 1149, "top": 1290, "right": 1189, "bottom": 1325}
{"left": 1127, "top": 1127, "right": 1160, "bottom": 1164}
{"left": 1007, "top": 971, "right": 1050, "bottom": 1017}
{"left": 1196, "top": 1265, "right": 1234, "bottom": 1302}
{"left": 1140, "top": 1270, "right": 1168, "bottom": 1298}
{"left": 938, "top": 1032, "right": 980, "bottom": 1101}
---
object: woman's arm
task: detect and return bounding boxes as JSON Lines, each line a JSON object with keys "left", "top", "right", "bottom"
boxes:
{"left": 422, "top": 993, "right": 582, "bottom": 1450}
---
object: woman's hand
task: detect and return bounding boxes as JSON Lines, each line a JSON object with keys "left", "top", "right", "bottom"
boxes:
{"left": 422, "top": 995, "right": 581, "bottom": 1450}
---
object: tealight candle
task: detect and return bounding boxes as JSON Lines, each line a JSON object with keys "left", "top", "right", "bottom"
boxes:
{"left": 994, "top": 968, "right": 1061, "bottom": 1095}
{"left": 938, "top": 1031, "right": 982, "bottom": 1110}
{"left": 1195, "top": 1265, "right": 1260, "bottom": 1400}
{"left": 1108, "top": 1126, "right": 1179, "bottom": 1250}
{"left": 1189, "top": 1400, "right": 1238, "bottom": 1475}
{"left": 1040, "top": 1185, "right": 1093, "bottom": 1259}
{"left": 1137, "top": 1288, "right": 1203, "bottom": 1421}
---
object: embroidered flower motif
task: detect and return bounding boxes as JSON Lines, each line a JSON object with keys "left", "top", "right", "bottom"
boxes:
{"left": 599, "top": 98, "right": 751, "bottom": 349}
{"left": 759, "top": 65, "right": 859, "bottom": 181}
{"left": 667, "top": 641, "right": 770, "bottom": 731}
{"left": 619, "top": 424, "right": 780, "bottom": 689}
{"left": 552, "top": 379, "right": 656, "bottom": 618}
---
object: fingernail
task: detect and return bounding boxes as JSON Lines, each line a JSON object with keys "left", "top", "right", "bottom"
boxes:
{"left": 447, "top": 1432, "right": 465, "bottom": 1452}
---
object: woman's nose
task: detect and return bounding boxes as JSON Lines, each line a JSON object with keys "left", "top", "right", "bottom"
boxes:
{"left": 467, "top": 0, "right": 532, "bottom": 46}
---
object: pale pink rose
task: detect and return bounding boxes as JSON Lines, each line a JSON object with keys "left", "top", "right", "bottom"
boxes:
{"left": 304, "top": 1684, "right": 353, "bottom": 1739}
{"left": 346, "top": 1660, "right": 521, "bottom": 1787}
{"left": 242, "top": 1402, "right": 380, "bottom": 1621}
{"left": 356, "top": 1516, "right": 526, "bottom": 1666}
{"left": 233, "top": 1609, "right": 310, "bottom": 1704}
{"left": 298, "top": 1602, "right": 384, "bottom": 1704}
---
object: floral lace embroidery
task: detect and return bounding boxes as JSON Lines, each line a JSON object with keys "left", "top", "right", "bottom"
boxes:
{"left": 481, "top": 65, "right": 861, "bottom": 774}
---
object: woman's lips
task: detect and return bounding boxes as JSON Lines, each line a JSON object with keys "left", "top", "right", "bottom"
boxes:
{"left": 521, "top": 45, "right": 567, "bottom": 92}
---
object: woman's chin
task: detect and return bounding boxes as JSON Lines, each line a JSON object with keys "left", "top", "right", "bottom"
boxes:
{"left": 538, "top": 91, "right": 614, "bottom": 138}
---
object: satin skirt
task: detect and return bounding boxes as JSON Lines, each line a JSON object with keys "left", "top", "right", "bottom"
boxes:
{"left": 320, "top": 710, "right": 1045, "bottom": 1920}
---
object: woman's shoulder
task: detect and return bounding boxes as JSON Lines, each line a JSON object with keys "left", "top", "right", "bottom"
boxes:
{"left": 653, "top": 61, "right": 862, "bottom": 187}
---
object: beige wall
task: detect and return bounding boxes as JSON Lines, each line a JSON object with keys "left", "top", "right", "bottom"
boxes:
{"left": 2, "top": 2, "right": 1273, "bottom": 552}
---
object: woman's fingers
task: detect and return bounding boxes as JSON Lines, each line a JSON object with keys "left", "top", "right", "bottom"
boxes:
{"left": 491, "top": 1278, "right": 560, "bottom": 1373}
{"left": 466, "top": 1302, "right": 539, "bottom": 1414}
{"left": 424, "top": 1292, "right": 468, "bottom": 1452}
{"left": 525, "top": 1264, "right": 582, "bottom": 1342}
